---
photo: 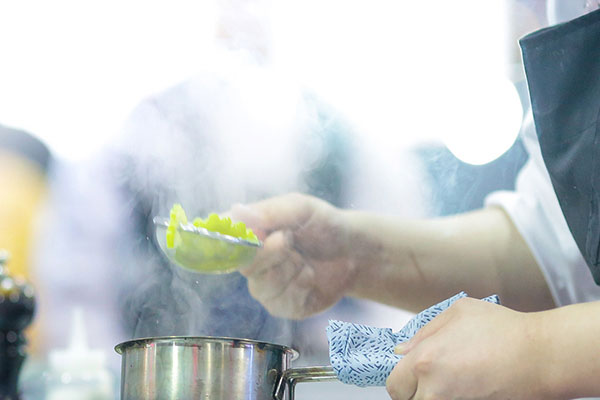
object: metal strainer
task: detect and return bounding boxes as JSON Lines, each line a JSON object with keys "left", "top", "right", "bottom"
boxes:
{"left": 153, "top": 216, "right": 262, "bottom": 274}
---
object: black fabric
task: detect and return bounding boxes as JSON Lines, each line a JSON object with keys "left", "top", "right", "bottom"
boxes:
{"left": 520, "top": 9, "right": 600, "bottom": 284}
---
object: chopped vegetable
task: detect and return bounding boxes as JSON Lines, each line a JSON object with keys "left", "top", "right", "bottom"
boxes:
{"left": 166, "top": 203, "right": 188, "bottom": 248}
{"left": 166, "top": 204, "right": 259, "bottom": 249}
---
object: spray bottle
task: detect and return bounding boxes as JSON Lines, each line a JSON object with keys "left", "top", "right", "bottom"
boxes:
{"left": 45, "top": 307, "right": 115, "bottom": 400}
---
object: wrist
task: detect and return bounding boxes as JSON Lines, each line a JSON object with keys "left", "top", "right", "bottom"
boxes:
{"left": 532, "top": 303, "right": 600, "bottom": 399}
{"left": 517, "top": 311, "right": 560, "bottom": 399}
{"left": 334, "top": 209, "right": 365, "bottom": 296}
{"left": 528, "top": 307, "right": 586, "bottom": 400}
{"left": 335, "top": 209, "right": 371, "bottom": 297}
{"left": 338, "top": 209, "right": 406, "bottom": 299}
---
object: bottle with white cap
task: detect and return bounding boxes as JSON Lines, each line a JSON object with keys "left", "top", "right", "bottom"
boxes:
{"left": 44, "top": 307, "right": 115, "bottom": 400}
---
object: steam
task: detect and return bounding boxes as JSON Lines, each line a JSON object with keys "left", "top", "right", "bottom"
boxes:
{"left": 111, "top": 51, "right": 324, "bottom": 345}
{"left": 109, "top": 1, "right": 432, "bottom": 351}
{"left": 116, "top": 52, "right": 312, "bottom": 218}
{"left": 25, "top": 0, "right": 532, "bottom": 375}
{"left": 111, "top": 42, "right": 434, "bottom": 350}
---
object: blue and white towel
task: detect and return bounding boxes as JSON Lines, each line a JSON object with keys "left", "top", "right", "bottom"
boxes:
{"left": 326, "top": 292, "right": 500, "bottom": 387}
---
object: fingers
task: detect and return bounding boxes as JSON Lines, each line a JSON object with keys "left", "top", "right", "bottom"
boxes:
{"left": 239, "top": 229, "right": 314, "bottom": 318}
{"left": 230, "top": 192, "right": 339, "bottom": 319}
{"left": 261, "top": 265, "right": 315, "bottom": 319}
{"left": 228, "top": 203, "right": 266, "bottom": 239}
{"left": 394, "top": 298, "right": 464, "bottom": 355}
{"left": 245, "top": 257, "right": 303, "bottom": 306}
{"left": 389, "top": 298, "right": 509, "bottom": 399}
{"left": 386, "top": 355, "right": 418, "bottom": 400}
{"left": 244, "top": 232, "right": 304, "bottom": 302}
{"left": 239, "top": 230, "right": 293, "bottom": 277}
{"left": 231, "top": 193, "right": 313, "bottom": 234}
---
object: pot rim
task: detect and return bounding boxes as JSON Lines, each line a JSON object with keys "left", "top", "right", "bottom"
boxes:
{"left": 114, "top": 335, "right": 299, "bottom": 360}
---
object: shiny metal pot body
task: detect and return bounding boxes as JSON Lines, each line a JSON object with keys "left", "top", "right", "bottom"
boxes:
{"left": 115, "top": 336, "right": 336, "bottom": 400}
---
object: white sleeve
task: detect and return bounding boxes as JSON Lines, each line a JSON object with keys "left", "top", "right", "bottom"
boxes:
{"left": 485, "top": 110, "right": 600, "bottom": 306}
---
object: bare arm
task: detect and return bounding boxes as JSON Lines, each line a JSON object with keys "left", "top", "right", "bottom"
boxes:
{"left": 386, "top": 297, "right": 600, "bottom": 399}
{"left": 233, "top": 193, "right": 555, "bottom": 319}
{"left": 343, "top": 206, "right": 555, "bottom": 312}
{"left": 535, "top": 300, "right": 600, "bottom": 398}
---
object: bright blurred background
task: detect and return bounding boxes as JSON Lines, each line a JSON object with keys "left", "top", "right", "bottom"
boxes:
{"left": 0, "top": 0, "right": 533, "bottom": 164}
{"left": 0, "top": 1, "right": 546, "bottom": 399}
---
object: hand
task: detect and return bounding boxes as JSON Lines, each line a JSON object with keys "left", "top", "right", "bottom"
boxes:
{"left": 386, "top": 297, "right": 548, "bottom": 400}
{"left": 230, "top": 193, "right": 357, "bottom": 319}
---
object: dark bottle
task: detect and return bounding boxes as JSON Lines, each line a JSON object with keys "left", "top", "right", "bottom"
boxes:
{"left": 0, "top": 250, "right": 36, "bottom": 400}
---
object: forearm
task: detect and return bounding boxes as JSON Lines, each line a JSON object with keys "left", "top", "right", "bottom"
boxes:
{"left": 342, "top": 206, "right": 555, "bottom": 312}
{"left": 537, "top": 301, "right": 600, "bottom": 399}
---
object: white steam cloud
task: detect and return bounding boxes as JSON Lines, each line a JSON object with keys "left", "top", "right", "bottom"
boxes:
{"left": 109, "top": 48, "right": 430, "bottom": 348}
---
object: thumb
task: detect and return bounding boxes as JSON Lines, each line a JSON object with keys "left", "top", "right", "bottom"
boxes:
{"left": 394, "top": 302, "right": 458, "bottom": 355}
{"left": 231, "top": 193, "right": 312, "bottom": 235}
{"left": 229, "top": 203, "right": 268, "bottom": 240}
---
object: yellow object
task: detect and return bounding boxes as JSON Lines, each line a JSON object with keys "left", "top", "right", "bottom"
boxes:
{"left": 166, "top": 204, "right": 258, "bottom": 248}
{"left": 161, "top": 204, "right": 259, "bottom": 273}
{"left": 0, "top": 150, "right": 48, "bottom": 280}
{"left": 0, "top": 149, "right": 49, "bottom": 356}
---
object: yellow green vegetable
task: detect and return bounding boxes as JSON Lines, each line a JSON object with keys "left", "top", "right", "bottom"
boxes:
{"left": 166, "top": 204, "right": 188, "bottom": 248}
{"left": 163, "top": 204, "right": 260, "bottom": 273}
{"left": 166, "top": 204, "right": 258, "bottom": 248}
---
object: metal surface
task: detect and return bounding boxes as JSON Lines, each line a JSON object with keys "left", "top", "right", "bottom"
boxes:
{"left": 116, "top": 336, "right": 338, "bottom": 400}
{"left": 274, "top": 366, "right": 337, "bottom": 400}
{"left": 153, "top": 217, "right": 262, "bottom": 274}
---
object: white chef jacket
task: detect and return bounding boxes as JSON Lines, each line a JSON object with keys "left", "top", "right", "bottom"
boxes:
{"left": 485, "top": 107, "right": 600, "bottom": 306}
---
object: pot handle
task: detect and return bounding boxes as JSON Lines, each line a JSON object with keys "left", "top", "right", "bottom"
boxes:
{"left": 273, "top": 365, "right": 338, "bottom": 400}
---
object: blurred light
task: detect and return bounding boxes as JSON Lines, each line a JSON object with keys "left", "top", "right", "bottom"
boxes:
{"left": 440, "top": 75, "right": 522, "bottom": 165}
{"left": 0, "top": 0, "right": 217, "bottom": 161}
{"left": 0, "top": 0, "right": 517, "bottom": 163}
{"left": 271, "top": 0, "right": 514, "bottom": 158}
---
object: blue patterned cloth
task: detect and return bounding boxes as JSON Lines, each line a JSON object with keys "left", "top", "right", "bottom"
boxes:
{"left": 326, "top": 292, "right": 500, "bottom": 386}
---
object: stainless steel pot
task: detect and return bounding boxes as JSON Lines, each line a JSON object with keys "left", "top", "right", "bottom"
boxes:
{"left": 115, "top": 336, "right": 337, "bottom": 400}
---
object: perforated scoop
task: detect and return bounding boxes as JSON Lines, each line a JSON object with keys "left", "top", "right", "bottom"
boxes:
{"left": 153, "top": 216, "right": 262, "bottom": 274}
